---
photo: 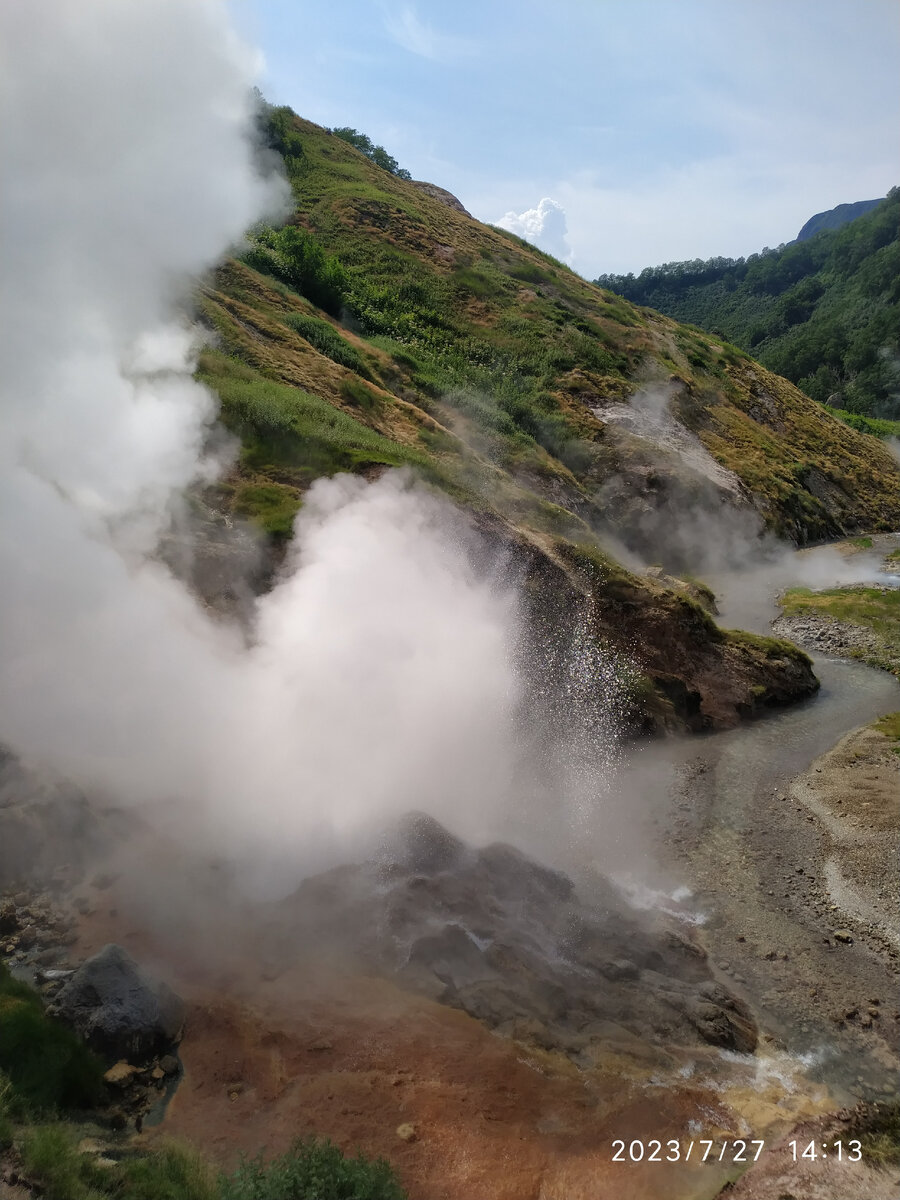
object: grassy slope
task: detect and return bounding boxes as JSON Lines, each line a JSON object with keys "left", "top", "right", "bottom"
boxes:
{"left": 595, "top": 190, "right": 900, "bottom": 419}
{"left": 781, "top": 585, "right": 900, "bottom": 677}
{"left": 195, "top": 109, "right": 900, "bottom": 727}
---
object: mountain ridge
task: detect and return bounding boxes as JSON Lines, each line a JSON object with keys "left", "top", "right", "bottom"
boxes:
{"left": 795, "top": 197, "right": 882, "bottom": 241}
{"left": 595, "top": 190, "right": 899, "bottom": 418}
{"left": 192, "top": 106, "right": 900, "bottom": 730}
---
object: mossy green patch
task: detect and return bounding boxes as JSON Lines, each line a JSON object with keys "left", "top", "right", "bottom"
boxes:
{"left": 0, "top": 964, "right": 104, "bottom": 1116}
{"left": 724, "top": 627, "right": 812, "bottom": 664}
{"left": 282, "top": 312, "right": 374, "bottom": 379}
{"left": 232, "top": 483, "right": 300, "bottom": 537}
{"left": 873, "top": 711, "right": 900, "bottom": 743}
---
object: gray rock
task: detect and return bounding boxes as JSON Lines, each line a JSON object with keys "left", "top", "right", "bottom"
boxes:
{"left": 55, "top": 943, "right": 184, "bottom": 1064}
{"left": 0, "top": 901, "right": 18, "bottom": 934}
{"left": 599, "top": 959, "right": 639, "bottom": 982}
{"left": 383, "top": 810, "right": 467, "bottom": 874}
{"left": 274, "top": 813, "right": 757, "bottom": 1060}
{"left": 409, "top": 180, "right": 471, "bottom": 216}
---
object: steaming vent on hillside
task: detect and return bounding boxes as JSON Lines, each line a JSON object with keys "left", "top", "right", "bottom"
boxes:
{"left": 0, "top": 0, "right": 633, "bottom": 897}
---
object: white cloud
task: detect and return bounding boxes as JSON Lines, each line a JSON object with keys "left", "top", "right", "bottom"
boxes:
{"left": 383, "top": 4, "right": 476, "bottom": 62}
{"left": 495, "top": 197, "right": 573, "bottom": 264}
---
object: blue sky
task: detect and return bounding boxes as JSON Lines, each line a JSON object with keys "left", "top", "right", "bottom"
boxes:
{"left": 231, "top": 0, "right": 900, "bottom": 276}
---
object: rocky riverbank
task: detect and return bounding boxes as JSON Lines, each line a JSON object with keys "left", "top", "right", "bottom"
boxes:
{"left": 771, "top": 535, "right": 900, "bottom": 678}
{"left": 772, "top": 608, "right": 899, "bottom": 675}
{"left": 667, "top": 709, "right": 900, "bottom": 1106}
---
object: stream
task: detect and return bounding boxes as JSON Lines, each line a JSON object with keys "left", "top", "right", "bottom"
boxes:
{"left": 679, "top": 655, "right": 897, "bottom": 1089}
{"left": 618, "top": 540, "right": 900, "bottom": 1117}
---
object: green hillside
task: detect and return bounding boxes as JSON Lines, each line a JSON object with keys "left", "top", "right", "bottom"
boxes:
{"left": 192, "top": 104, "right": 900, "bottom": 730}
{"left": 596, "top": 190, "right": 900, "bottom": 419}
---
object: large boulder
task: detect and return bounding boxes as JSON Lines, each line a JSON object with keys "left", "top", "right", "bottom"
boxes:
{"left": 274, "top": 814, "right": 758, "bottom": 1060}
{"left": 55, "top": 943, "right": 184, "bottom": 1063}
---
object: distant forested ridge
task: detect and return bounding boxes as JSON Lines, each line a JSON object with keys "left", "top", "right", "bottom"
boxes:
{"left": 596, "top": 189, "right": 899, "bottom": 418}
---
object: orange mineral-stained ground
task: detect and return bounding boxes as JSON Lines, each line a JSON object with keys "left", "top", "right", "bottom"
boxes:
{"left": 155, "top": 970, "right": 734, "bottom": 1200}
{"left": 70, "top": 885, "right": 832, "bottom": 1200}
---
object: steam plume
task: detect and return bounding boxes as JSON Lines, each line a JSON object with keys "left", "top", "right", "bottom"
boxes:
{"left": 0, "top": 0, "right": 551, "bottom": 888}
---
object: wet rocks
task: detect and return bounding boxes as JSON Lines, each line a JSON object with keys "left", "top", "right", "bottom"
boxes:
{"left": 682, "top": 983, "right": 757, "bottom": 1053}
{"left": 387, "top": 810, "right": 468, "bottom": 875}
{"left": 103, "top": 1060, "right": 141, "bottom": 1087}
{"left": 0, "top": 889, "right": 78, "bottom": 968}
{"left": 54, "top": 943, "right": 184, "bottom": 1064}
{"left": 275, "top": 814, "right": 758, "bottom": 1061}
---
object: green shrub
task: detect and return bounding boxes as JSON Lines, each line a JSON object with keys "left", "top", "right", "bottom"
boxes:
{"left": 339, "top": 376, "right": 380, "bottom": 412}
{"left": 0, "top": 964, "right": 104, "bottom": 1115}
{"left": 330, "top": 127, "right": 412, "bottom": 180}
{"left": 848, "top": 1102, "right": 900, "bottom": 1167}
{"left": 283, "top": 313, "right": 373, "bottom": 378}
{"left": 21, "top": 1125, "right": 217, "bottom": 1200}
{"left": 824, "top": 406, "right": 900, "bottom": 439}
{"left": 119, "top": 1144, "right": 219, "bottom": 1200}
{"left": 0, "top": 1074, "right": 14, "bottom": 1150}
{"left": 243, "top": 226, "right": 347, "bottom": 317}
{"left": 220, "top": 1137, "right": 407, "bottom": 1200}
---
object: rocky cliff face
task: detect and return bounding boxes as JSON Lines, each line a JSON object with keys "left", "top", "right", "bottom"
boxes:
{"left": 795, "top": 197, "right": 882, "bottom": 241}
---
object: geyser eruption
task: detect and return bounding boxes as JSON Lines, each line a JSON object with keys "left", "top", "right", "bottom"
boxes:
{"left": 1, "top": 0, "right": 611, "bottom": 886}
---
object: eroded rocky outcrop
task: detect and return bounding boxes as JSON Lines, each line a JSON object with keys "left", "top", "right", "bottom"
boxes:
{"left": 409, "top": 180, "right": 471, "bottom": 216}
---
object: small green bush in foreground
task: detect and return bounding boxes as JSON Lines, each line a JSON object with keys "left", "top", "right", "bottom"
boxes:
{"left": 14, "top": 1121, "right": 406, "bottom": 1200}
{"left": 221, "top": 1138, "right": 407, "bottom": 1200}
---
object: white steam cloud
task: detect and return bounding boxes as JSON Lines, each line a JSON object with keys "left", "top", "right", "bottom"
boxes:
{"left": 0, "top": 0, "right": 557, "bottom": 888}
{"left": 495, "top": 197, "right": 573, "bottom": 264}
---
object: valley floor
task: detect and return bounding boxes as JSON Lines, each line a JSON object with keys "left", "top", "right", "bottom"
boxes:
{"left": 2, "top": 547, "right": 899, "bottom": 1200}
{"left": 9, "top": 694, "right": 890, "bottom": 1200}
